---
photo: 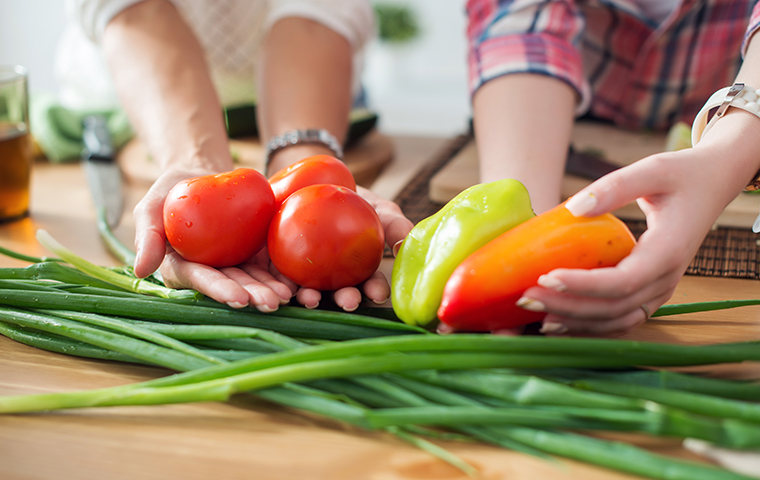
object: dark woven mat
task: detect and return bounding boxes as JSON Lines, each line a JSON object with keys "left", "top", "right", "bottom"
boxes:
{"left": 392, "top": 135, "right": 760, "bottom": 279}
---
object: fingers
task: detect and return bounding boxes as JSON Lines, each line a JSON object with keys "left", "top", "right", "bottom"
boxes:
{"left": 160, "top": 251, "right": 294, "bottom": 313}
{"left": 565, "top": 153, "right": 679, "bottom": 217}
{"left": 540, "top": 292, "right": 672, "bottom": 337}
{"left": 133, "top": 167, "right": 216, "bottom": 278}
{"left": 360, "top": 271, "right": 390, "bottom": 305}
{"left": 357, "top": 186, "right": 413, "bottom": 248}
{"left": 160, "top": 251, "right": 251, "bottom": 308}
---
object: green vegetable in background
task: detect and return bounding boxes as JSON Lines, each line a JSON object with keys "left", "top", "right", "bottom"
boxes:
{"left": 391, "top": 179, "right": 535, "bottom": 326}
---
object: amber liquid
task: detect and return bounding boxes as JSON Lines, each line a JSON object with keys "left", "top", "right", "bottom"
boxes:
{"left": 0, "top": 125, "right": 32, "bottom": 222}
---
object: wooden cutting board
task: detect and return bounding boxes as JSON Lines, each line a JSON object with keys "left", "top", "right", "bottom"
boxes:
{"left": 116, "top": 130, "right": 395, "bottom": 188}
{"left": 429, "top": 122, "right": 760, "bottom": 228}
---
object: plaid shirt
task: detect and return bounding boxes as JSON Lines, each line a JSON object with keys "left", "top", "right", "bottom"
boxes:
{"left": 467, "top": 0, "right": 760, "bottom": 131}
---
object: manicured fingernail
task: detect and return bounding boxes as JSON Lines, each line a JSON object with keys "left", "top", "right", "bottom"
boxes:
{"left": 516, "top": 296, "right": 546, "bottom": 312}
{"left": 392, "top": 239, "right": 404, "bottom": 257}
{"left": 372, "top": 296, "right": 389, "bottom": 305}
{"left": 306, "top": 301, "right": 319, "bottom": 309}
{"left": 437, "top": 323, "right": 455, "bottom": 335}
{"left": 256, "top": 304, "right": 277, "bottom": 313}
{"left": 227, "top": 301, "right": 247, "bottom": 309}
{"left": 565, "top": 192, "right": 597, "bottom": 217}
{"left": 538, "top": 274, "right": 567, "bottom": 292}
{"left": 540, "top": 323, "right": 568, "bottom": 335}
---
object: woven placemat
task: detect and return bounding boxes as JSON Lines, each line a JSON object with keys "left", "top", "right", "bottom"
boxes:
{"left": 393, "top": 136, "right": 760, "bottom": 279}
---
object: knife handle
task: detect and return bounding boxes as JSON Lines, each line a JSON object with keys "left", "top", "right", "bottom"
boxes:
{"left": 82, "top": 115, "right": 114, "bottom": 161}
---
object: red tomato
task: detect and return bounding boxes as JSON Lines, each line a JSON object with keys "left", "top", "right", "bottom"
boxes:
{"left": 268, "top": 184, "right": 385, "bottom": 290}
{"left": 163, "top": 168, "right": 276, "bottom": 268}
{"left": 268, "top": 155, "right": 356, "bottom": 207}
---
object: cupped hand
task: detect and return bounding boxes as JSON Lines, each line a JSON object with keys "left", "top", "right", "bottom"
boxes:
{"left": 135, "top": 172, "right": 414, "bottom": 312}
{"left": 517, "top": 142, "right": 747, "bottom": 337}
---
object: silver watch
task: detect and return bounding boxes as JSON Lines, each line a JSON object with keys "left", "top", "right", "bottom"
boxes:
{"left": 265, "top": 129, "right": 344, "bottom": 167}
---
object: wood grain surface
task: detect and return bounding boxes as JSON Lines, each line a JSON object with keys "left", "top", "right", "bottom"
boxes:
{"left": 1, "top": 139, "right": 760, "bottom": 480}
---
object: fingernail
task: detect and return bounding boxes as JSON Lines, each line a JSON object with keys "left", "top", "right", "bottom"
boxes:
{"left": 538, "top": 274, "right": 567, "bottom": 292}
{"left": 256, "top": 304, "right": 277, "bottom": 313}
{"left": 565, "top": 192, "right": 597, "bottom": 217}
{"left": 392, "top": 239, "right": 404, "bottom": 257}
{"left": 540, "top": 323, "right": 569, "bottom": 335}
{"left": 437, "top": 323, "right": 455, "bottom": 335}
{"left": 227, "top": 301, "right": 247, "bottom": 309}
{"left": 516, "top": 296, "right": 546, "bottom": 312}
{"left": 306, "top": 301, "right": 319, "bottom": 310}
{"left": 372, "top": 296, "right": 389, "bottom": 305}
{"left": 342, "top": 304, "right": 359, "bottom": 312}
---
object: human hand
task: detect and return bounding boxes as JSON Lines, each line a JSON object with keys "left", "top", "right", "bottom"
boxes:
{"left": 134, "top": 172, "right": 413, "bottom": 312}
{"left": 132, "top": 167, "right": 292, "bottom": 312}
{"left": 516, "top": 142, "right": 748, "bottom": 337}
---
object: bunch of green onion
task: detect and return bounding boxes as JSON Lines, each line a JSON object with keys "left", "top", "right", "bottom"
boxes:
{"left": 0, "top": 228, "right": 759, "bottom": 480}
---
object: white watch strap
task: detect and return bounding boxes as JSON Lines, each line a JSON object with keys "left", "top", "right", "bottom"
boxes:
{"left": 691, "top": 83, "right": 760, "bottom": 146}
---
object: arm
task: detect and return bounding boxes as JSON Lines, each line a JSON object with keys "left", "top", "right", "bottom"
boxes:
{"left": 467, "top": 0, "right": 585, "bottom": 214}
{"left": 103, "top": 0, "right": 292, "bottom": 311}
{"left": 473, "top": 73, "right": 576, "bottom": 214}
{"left": 518, "top": 30, "right": 760, "bottom": 337}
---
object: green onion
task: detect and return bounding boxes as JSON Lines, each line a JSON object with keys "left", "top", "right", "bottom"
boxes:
{"left": 36, "top": 230, "right": 199, "bottom": 299}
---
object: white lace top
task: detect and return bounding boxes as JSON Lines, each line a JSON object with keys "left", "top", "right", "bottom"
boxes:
{"left": 57, "top": 0, "right": 374, "bottom": 109}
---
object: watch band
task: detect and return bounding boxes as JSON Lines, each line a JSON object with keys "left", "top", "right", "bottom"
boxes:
{"left": 692, "top": 83, "right": 760, "bottom": 190}
{"left": 265, "top": 129, "right": 344, "bottom": 170}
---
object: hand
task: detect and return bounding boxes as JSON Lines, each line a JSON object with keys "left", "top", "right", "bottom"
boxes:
{"left": 134, "top": 172, "right": 414, "bottom": 312}
{"left": 516, "top": 141, "right": 747, "bottom": 337}
{"left": 132, "top": 166, "right": 295, "bottom": 312}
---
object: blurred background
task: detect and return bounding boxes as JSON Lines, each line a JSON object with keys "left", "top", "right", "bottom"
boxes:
{"left": 0, "top": 0, "right": 471, "bottom": 138}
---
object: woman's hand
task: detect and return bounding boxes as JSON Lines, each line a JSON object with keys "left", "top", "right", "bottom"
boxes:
{"left": 516, "top": 116, "right": 759, "bottom": 337}
{"left": 135, "top": 171, "right": 413, "bottom": 312}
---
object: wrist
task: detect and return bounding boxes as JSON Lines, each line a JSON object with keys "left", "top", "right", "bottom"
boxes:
{"left": 266, "top": 144, "right": 337, "bottom": 177}
{"left": 264, "top": 128, "right": 344, "bottom": 175}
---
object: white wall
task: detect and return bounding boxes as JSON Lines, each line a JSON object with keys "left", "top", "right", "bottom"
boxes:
{"left": 363, "top": 0, "right": 471, "bottom": 137}
{"left": 0, "top": 0, "right": 471, "bottom": 137}
{"left": 0, "top": 1, "right": 67, "bottom": 94}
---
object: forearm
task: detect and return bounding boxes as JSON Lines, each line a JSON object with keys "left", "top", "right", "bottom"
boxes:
{"left": 472, "top": 74, "right": 576, "bottom": 213}
{"left": 102, "top": 0, "right": 233, "bottom": 173}
{"left": 257, "top": 17, "right": 353, "bottom": 174}
{"left": 695, "top": 31, "right": 760, "bottom": 205}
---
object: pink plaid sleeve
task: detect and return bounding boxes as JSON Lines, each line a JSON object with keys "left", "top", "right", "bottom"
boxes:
{"left": 466, "top": 0, "right": 587, "bottom": 107}
{"left": 741, "top": 2, "right": 760, "bottom": 56}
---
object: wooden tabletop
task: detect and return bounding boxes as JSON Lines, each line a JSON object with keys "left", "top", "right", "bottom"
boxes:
{"left": 1, "top": 136, "right": 760, "bottom": 480}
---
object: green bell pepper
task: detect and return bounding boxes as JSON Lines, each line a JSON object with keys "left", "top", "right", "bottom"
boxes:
{"left": 391, "top": 179, "right": 535, "bottom": 326}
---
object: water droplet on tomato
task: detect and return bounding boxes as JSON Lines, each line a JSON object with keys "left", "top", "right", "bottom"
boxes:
{"left": 185, "top": 221, "right": 193, "bottom": 228}
{"left": 178, "top": 195, "right": 187, "bottom": 200}
{"left": 193, "top": 195, "right": 201, "bottom": 204}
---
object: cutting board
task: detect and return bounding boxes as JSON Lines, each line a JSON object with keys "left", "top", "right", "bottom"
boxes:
{"left": 429, "top": 122, "right": 760, "bottom": 228}
{"left": 116, "top": 130, "right": 395, "bottom": 188}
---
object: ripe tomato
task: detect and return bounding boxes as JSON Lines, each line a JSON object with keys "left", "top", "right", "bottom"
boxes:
{"left": 163, "top": 168, "right": 276, "bottom": 268}
{"left": 268, "top": 155, "right": 356, "bottom": 207}
{"left": 268, "top": 184, "right": 385, "bottom": 291}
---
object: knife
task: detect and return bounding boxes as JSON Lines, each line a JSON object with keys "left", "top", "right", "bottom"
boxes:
{"left": 82, "top": 115, "right": 124, "bottom": 228}
{"left": 565, "top": 145, "right": 621, "bottom": 180}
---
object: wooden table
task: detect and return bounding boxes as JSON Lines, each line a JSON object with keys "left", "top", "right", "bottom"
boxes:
{"left": 1, "top": 136, "right": 760, "bottom": 480}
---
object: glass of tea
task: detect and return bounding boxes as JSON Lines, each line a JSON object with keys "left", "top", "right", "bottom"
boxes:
{"left": 0, "top": 66, "right": 32, "bottom": 223}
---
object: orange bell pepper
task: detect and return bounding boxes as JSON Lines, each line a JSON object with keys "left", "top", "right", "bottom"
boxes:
{"left": 437, "top": 202, "right": 636, "bottom": 331}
